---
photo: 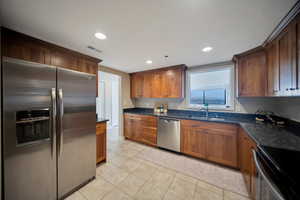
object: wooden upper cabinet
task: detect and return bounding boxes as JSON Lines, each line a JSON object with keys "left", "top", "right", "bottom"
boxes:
{"left": 52, "top": 49, "right": 79, "bottom": 71}
{"left": 265, "top": 18, "right": 300, "bottom": 97}
{"left": 161, "top": 68, "right": 184, "bottom": 98}
{"left": 2, "top": 30, "right": 52, "bottom": 65}
{"left": 130, "top": 65, "right": 186, "bottom": 99}
{"left": 297, "top": 18, "right": 300, "bottom": 91}
{"left": 1, "top": 28, "right": 101, "bottom": 75}
{"left": 235, "top": 48, "right": 267, "bottom": 97}
{"left": 278, "top": 27, "right": 294, "bottom": 93}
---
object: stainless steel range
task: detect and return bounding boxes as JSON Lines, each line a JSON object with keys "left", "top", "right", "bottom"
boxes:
{"left": 2, "top": 57, "right": 96, "bottom": 200}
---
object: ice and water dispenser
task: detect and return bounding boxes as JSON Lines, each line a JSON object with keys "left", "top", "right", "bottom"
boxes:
{"left": 15, "top": 109, "right": 51, "bottom": 145}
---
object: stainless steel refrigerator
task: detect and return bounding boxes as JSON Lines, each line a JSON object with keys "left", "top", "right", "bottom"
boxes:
{"left": 2, "top": 57, "right": 96, "bottom": 200}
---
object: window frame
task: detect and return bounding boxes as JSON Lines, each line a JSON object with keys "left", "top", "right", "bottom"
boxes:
{"left": 186, "top": 64, "right": 235, "bottom": 111}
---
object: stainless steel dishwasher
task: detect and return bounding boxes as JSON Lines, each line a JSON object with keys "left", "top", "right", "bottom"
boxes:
{"left": 157, "top": 117, "right": 181, "bottom": 152}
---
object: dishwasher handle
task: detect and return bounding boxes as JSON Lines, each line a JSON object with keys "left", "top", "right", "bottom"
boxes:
{"left": 159, "top": 117, "right": 179, "bottom": 122}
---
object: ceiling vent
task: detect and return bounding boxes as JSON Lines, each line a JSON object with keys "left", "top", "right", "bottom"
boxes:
{"left": 87, "top": 45, "right": 102, "bottom": 53}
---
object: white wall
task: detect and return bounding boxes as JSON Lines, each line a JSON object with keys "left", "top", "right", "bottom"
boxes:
{"left": 134, "top": 97, "right": 276, "bottom": 113}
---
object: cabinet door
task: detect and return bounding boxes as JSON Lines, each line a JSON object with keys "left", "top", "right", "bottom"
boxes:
{"left": 239, "top": 134, "right": 252, "bottom": 193}
{"left": 78, "top": 58, "right": 98, "bottom": 74}
{"left": 296, "top": 19, "right": 300, "bottom": 92}
{"left": 161, "top": 69, "right": 183, "bottom": 98}
{"left": 140, "top": 126, "right": 157, "bottom": 146}
{"left": 152, "top": 71, "right": 163, "bottom": 98}
{"left": 96, "top": 133, "right": 106, "bottom": 163}
{"left": 237, "top": 50, "right": 267, "bottom": 97}
{"left": 3, "top": 33, "right": 52, "bottom": 65}
{"left": 52, "top": 50, "right": 79, "bottom": 71}
{"left": 250, "top": 149, "right": 257, "bottom": 200}
{"left": 206, "top": 129, "right": 238, "bottom": 168}
{"left": 239, "top": 128, "right": 256, "bottom": 195}
{"left": 181, "top": 121, "right": 206, "bottom": 159}
{"left": 267, "top": 41, "right": 280, "bottom": 96}
{"left": 140, "top": 115, "right": 157, "bottom": 146}
{"left": 278, "top": 28, "right": 294, "bottom": 93}
{"left": 143, "top": 72, "right": 153, "bottom": 98}
{"left": 124, "top": 114, "right": 133, "bottom": 139}
{"left": 131, "top": 73, "right": 144, "bottom": 98}
{"left": 124, "top": 115, "right": 135, "bottom": 139}
{"left": 96, "top": 122, "right": 106, "bottom": 164}
{"left": 124, "top": 114, "right": 143, "bottom": 141}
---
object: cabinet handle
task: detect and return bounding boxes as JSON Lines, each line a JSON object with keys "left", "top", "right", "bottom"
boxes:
{"left": 290, "top": 88, "right": 296, "bottom": 91}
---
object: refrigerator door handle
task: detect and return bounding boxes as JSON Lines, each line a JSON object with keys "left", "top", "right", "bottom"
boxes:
{"left": 51, "top": 88, "right": 56, "bottom": 157}
{"left": 58, "top": 88, "right": 64, "bottom": 156}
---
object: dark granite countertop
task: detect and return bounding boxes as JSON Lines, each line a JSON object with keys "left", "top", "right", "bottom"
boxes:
{"left": 96, "top": 118, "right": 109, "bottom": 123}
{"left": 124, "top": 108, "right": 300, "bottom": 152}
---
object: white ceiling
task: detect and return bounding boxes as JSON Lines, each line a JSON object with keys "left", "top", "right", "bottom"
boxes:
{"left": 0, "top": 0, "right": 297, "bottom": 72}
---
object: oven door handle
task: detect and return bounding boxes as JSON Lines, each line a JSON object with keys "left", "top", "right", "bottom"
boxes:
{"left": 252, "top": 150, "right": 285, "bottom": 200}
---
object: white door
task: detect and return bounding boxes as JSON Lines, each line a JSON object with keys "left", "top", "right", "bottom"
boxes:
{"left": 97, "top": 71, "right": 120, "bottom": 130}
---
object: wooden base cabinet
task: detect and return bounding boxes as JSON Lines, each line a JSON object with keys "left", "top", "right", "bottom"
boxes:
{"left": 124, "top": 113, "right": 157, "bottom": 146}
{"left": 181, "top": 120, "right": 238, "bottom": 168}
{"left": 96, "top": 122, "right": 107, "bottom": 164}
{"left": 181, "top": 121, "right": 206, "bottom": 159}
{"left": 239, "top": 128, "right": 257, "bottom": 199}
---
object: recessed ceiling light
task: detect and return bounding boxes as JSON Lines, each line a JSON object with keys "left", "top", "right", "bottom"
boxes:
{"left": 146, "top": 60, "right": 153, "bottom": 64}
{"left": 202, "top": 46, "right": 213, "bottom": 52}
{"left": 94, "top": 32, "right": 107, "bottom": 40}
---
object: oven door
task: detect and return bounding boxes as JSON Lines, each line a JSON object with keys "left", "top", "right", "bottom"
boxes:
{"left": 252, "top": 150, "right": 285, "bottom": 200}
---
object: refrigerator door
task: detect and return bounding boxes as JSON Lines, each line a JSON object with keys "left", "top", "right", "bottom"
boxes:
{"left": 2, "top": 57, "right": 57, "bottom": 200}
{"left": 57, "top": 68, "right": 96, "bottom": 199}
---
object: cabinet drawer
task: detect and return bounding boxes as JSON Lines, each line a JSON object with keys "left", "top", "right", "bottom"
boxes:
{"left": 124, "top": 113, "right": 142, "bottom": 120}
{"left": 181, "top": 120, "right": 237, "bottom": 133}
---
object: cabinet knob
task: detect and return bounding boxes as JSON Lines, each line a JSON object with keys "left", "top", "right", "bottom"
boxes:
{"left": 286, "top": 88, "right": 289, "bottom": 91}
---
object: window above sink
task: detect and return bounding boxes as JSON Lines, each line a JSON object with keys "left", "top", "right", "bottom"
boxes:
{"left": 186, "top": 64, "right": 234, "bottom": 111}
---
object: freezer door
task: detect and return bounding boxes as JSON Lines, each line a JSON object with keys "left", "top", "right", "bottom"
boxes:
{"left": 57, "top": 68, "right": 96, "bottom": 199}
{"left": 2, "top": 57, "right": 57, "bottom": 200}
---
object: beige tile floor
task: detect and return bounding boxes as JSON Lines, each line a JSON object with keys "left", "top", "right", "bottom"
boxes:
{"left": 66, "top": 130, "right": 250, "bottom": 200}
